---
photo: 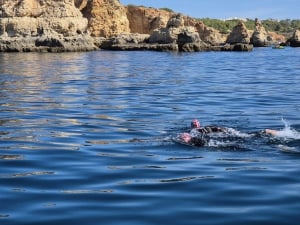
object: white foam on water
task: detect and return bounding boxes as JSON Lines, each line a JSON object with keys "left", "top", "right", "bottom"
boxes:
{"left": 224, "top": 128, "right": 252, "bottom": 138}
{"left": 273, "top": 118, "right": 300, "bottom": 140}
{"left": 206, "top": 139, "right": 241, "bottom": 148}
{"left": 207, "top": 139, "right": 228, "bottom": 147}
{"left": 277, "top": 144, "right": 297, "bottom": 152}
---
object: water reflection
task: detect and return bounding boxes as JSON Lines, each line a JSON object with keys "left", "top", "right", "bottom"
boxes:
{"left": 62, "top": 189, "right": 114, "bottom": 194}
{"left": 0, "top": 53, "right": 106, "bottom": 151}
{"left": 167, "top": 156, "right": 204, "bottom": 160}
{"left": 0, "top": 214, "right": 9, "bottom": 218}
{"left": 0, "top": 171, "right": 54, "bottom": 178}
{"left": 0, "top": 52, "right": 91, "bottom": 76}
{"left": 225, "top": 167, "right": 267, "bottom": 171}
{"left": 1, "top": 50, "right": 300, "bottom": 225}
{"left": 0, "top": 154, "right": 24, "bottom": 160}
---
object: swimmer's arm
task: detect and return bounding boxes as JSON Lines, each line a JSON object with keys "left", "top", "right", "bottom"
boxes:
{"left": 265, "top": 129, "right": 278, "bottom": 136}
{"left": 209, "top": 126, "right": 227, "bottom": 132}
{"left": 197, "top": 126, "right": 227, "bottom": 133}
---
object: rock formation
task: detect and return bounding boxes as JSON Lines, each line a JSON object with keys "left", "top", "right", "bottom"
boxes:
{"left": 100, "top": 35, "right": 178, "bottom": 51}
{"left": 0, "top": 0, "right": 96, "bottom": 52}
{"left": 0, "top": 0, "right": 256, "bottom": 52}
{"left": 289, "top": 30, "right": 300, "bottom": 47}
{"left": 193, "top": 21, "right": 225, "bottom": 45}
{"left": 267, "top": 31, "right": 286, "bottom": 44}
{"left": 148, "top": 14, "right": 186, "bottom": 44}
{"left": 148, "top": 13, "right": 207, "bottom": 49}
{"left": 74, "top": 0, "right": 89, "bottom": 11}
{"left": 251, "top": 18, "right": 268, "bottom": 47}
{"left": 125, "top": 5, "right": 171, "bottom": 34}
{"left": 177, "top": 28, "right": 209, "bottom": 52}
{"left": 80, "top": 0, "right": 130, "bottom": 37}
{"left": 124, "top": 6, "right": 225, "bottom": 45}
{"left": 226, "top": 21, "right": 251, "bottom": 44}
{"left": 101, "top": 13, "right": 253, "bottom": 52}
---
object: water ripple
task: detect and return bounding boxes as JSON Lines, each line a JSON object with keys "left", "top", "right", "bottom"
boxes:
{"left": 1, "top": 49, "right": 300, "bottom": 224}
{"left": 0, "top": 154, "right": 24, "bottom": 160}
{"left": 0, "top": 171, "right": 55, "bottom": 179}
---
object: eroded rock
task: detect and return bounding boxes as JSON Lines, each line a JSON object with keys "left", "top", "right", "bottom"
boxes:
{"left": 0, "top": 0, "right": 96, "bottom": 52}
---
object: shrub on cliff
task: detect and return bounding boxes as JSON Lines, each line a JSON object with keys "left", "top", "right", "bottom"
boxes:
{"left": 200, "top": 18, "right": 300, "bottom": 35}
{"left": 199, "top": 18, "right": 255, "bottom": 34}
{"left": 159, "top": 8, "right": 174, "bottom": 13}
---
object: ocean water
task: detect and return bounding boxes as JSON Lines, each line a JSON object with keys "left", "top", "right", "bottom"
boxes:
{"left": 1, "top": 48, "right": 300, "bottom": 225}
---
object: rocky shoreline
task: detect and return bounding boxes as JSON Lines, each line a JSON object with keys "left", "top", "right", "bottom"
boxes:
{"left": 99, "top": 33, "right": 253, "bottom": 52}
{"left": 101, "top": 43, "right": 253, "bottom": 52}
{"left": 0, "top": 0, "right": 298, "bottom": 53}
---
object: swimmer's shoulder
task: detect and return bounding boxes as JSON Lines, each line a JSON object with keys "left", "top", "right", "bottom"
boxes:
{"left": 203, "top": 126, "right": 227, "bottom": 133}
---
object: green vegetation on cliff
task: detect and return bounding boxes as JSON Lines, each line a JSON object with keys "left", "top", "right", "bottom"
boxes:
{"left": 199, "top": 18, "right": 254, "bottom": 33}
{"left": 127, "top": 4, "right": 173, "bottom": 13}
{"left": 200, "top": 18, "right": 300, "bottom": 34}
{"left": 159, "top": 8, "right": 174, "bottom": 13}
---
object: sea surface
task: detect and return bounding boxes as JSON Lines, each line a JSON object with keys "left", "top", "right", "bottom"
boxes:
{"left": 1, "top": 48, "right": 300, "bottom": 225}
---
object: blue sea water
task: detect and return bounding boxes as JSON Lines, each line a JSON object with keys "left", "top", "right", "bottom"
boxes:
{"left": 1, "top": 48, "right": 300, "bottom": 225}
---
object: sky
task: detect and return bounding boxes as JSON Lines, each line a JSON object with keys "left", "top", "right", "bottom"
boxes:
{"left": 120, "top": 0, "right": 300, "bottom": 20}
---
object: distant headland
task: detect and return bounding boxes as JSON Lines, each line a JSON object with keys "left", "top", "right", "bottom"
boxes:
{"left": 1, "top": 0, "right": 300, "bottom": 52}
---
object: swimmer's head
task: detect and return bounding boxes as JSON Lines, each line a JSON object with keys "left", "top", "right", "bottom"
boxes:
{"left": 179, "top": 132, "right": 192, "bottom": 143}
{"left": 191, "top": 119, "right": 200, "bottom": 128}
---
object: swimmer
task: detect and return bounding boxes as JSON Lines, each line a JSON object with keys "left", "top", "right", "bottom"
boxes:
{"left": 178, "top": 119, "right": 229, "bottom": 146}
{"left": 192, "top": 119, "right": 280, "bottom": 136}
{"left": 179, "top": 119, "right": 280, "bottom": 146}
{"left": 191, "top": 119, "right": 228, "bottom": 134}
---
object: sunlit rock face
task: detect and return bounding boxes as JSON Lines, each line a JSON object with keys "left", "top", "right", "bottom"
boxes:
{"left": 80, "top": 0, "right": 130, "bottom": 37}
{"left": 251, "top": 19, "right": 269, "bottom": 47}
{"left": 0, "top": 0, "right": 96, "bottom": 52}
{"left": 226, "top": 21, "right": 251, "bottom": 44}
{"left": 289, "top": 29, "right": 300, "bottom": 47}
{"left": 125, "top": 5, "right": 171, "bottom": 34}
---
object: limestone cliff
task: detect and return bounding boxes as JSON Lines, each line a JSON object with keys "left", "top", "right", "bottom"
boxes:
{"left": 0, "top": 0, "right": 96, "bottom": 52}
{"left": 126, "top": 6, "right": 171, "bottom": 34}
{"left": 0, "top": 0, "right": 264, "bottom": 52}
{"left": 147, "top": 14, "right": 210, "bottom": 52}
{"left": 251, "top": 18, "right": 268, "bottom": 47}
{"left": 102, "top": 13, "right": 252, "bottom": 52}
{"left": 183, "top": 18, "right": 225, "bottom": 45}
{"left": 124, "top": 5, "right": 224, "bottom": 44}
{"left": 226, "top": 21, "right": 251, "bottom": 44}
{"left": 267, "top": 31, "right": 286, "bottom": 43}
{"left": 74, "top": 0, "right": 89, "bottom": 11}
{"left": 289, "top": 29, "right": 300, "bottom": 47}
{"left": 80, "top": 0, "right": 130, "bottom": 37}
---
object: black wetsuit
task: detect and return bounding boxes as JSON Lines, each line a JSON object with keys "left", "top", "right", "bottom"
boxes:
{"left": 190, "top": 137, "right": 206, "bottom": 146}
{"left": 189, "top": 126, "right": 227, "bottom": 146}
{"left": 195, "top": 126, "right": 227, "bottom": 134}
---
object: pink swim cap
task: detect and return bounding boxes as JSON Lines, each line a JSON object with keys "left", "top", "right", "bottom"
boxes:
{"left": 191, "top": 119, "right": 200, "bottom": 128}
